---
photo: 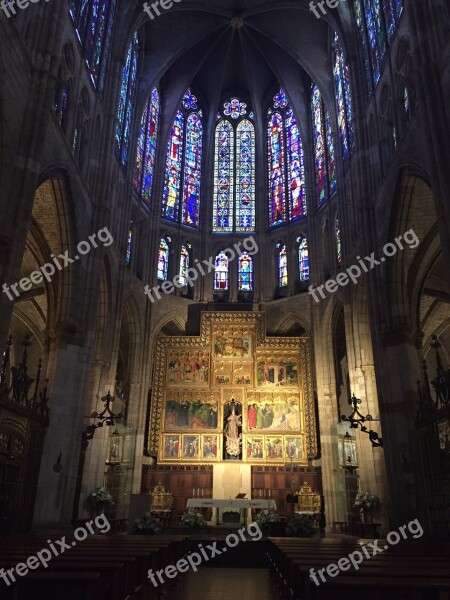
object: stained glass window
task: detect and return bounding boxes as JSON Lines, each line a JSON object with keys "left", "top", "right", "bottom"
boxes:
{"left": 333, "top": 32, "right": 354, "bottom": 160}
{"left": 161, "top": 89, "right": 202, "bottom": 228}
{"left": 214, "top": 252, "right": 229, "bottom": 290}
{"left": 157, "top": 239, "right": 169, "bottom": 280}
{"left": 213, "top": 98, "right": 254, "bottom": 233}
{"left": 236, "top": 120, "right": 255, "bottom": 232}
{"left": 69, "top": 0, "right": 116, "bottom": 90}
{"left": 116, "top": 32, "right": 139, "bottom": 165}
{"left": 134, "top": 87, "right": 159, "bottom": 206}
{"left": 336, "top": 219, "right": 342, "bottom": 264}
{"left": 403, "top": 86, "right": 410, "bottom": 116}
{"left": 278, "top": 245, "right": 288, "bottom": 287}
{"left": 268, "top": 112, "right": 286, "bottom": 226}
{"left": 179, "top": 245, "right": 190, "bottom": 287}
{"left": 268, "top": 90, "right": 306, "bottom": 228}
{"left": 298, "top": 238, "right": 309, "bottom": 282}
{"left": 126, "top": 229, "right": 132, "bottom": 266}
{"left": 354, "top": 0, "right": 404, "bottom": 88}
{"left": 54, "top": 86, "right": 69, "bottom": 128}
{"left": 311, "top": 85, "right": 336, "bottom": 206}
{"left": 238, "top": 253, "right": 254, "bottom": 292}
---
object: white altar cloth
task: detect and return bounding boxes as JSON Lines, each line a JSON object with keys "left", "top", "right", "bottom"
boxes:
{"left": 186, "top": 498, "right": 277, "bottom": 510}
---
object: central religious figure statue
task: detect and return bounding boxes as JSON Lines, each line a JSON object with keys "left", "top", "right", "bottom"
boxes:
{"left": 224, "top": 403, "right": 242, "bottom": 457}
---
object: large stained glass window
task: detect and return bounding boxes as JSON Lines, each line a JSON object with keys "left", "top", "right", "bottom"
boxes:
{"left": 134, "top": 87, "right": 160, "bottom": 206}
{"left": 333, "top": 33, "right": 354, "bottom": 160}
{"left": 268, "top": 89, "right": 307, "bottom": 228}
{"left": 354, "top": 0, "right": 404, "bottom": 87}
{"left": 277, "top": 244, "right": 288, "bottom": 288}
{"left": 69, "top": 0, "right": 116, "bottom": 89}
{"left": 214, "top": 251, "right": 229, "bottom": 290}
{"left": 213, "top": 99, "right": 255, "bottom": 232}
{"left": 116, "top": 32, "right": 139, "bottom": 165}
{"left": 238, "top": 253, "right": 254, "bottom": 292}
{"left": 298, "top": 237, "right": 309, "bottom": 282}
{"left": 162, "top": 89, "right": 203, "bottom": 228}
{"left": 157, "top": 239, "right": 169, "bottom": 280}
{"left": 311, "top": 85, "right": 336, "bottom": 207}
{"left": 179, "top": 245, "right": 190, "bottom": 287}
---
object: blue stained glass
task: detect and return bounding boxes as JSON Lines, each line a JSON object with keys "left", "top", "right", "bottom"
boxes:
{"left": 382, "top": 0, "right": 396, "bottom": 40}
{"left": 213, "top": 120, "right": 234, "bottom": 232}
{"left": 286, "top": 109, "right": 307, "bottom": 220}
{"left": 354, "top": 0, "right": 373, "bottom": 90}
{"left": 179, "top": 246, "right": 189, "bottom": 286}
{"left": 333, "top": 32, "right": 354, "bottom": 159}
{"left": 126, "top": 229, "right": 132, "bottom": 266}
{"left": 182, "top": 89, "right": 198, "bottom": 110}
{"left": 236, "top": 120, "right": 255, "bottom": 232}
{"left": 298, "top": 238, "right": 309, "bottom": 282}
{"left": 134, "top": 87, "right": 160, "bottom": 205}
{"left": 325, "top": 108, "right": 336, "bottom": 196}
{"left": 238, "top": 253, "right": 254, "bottom": 291}
{"left": 214, "top": 252, "right": 229, "bottom": 290}
{"left": 116, "top": 32, "right": 139, "bottom": 164}
{"left": 161, "top": 90, "right": 203, "bottom": 226}
{"left": 224, "top": 98, "right": 247, "bottom": 119}
{"left": 336, "top": 219, "right": 342, "bottom": 264}
{"left": 273, "top": 88, "right": 288, "bottom": 109}
{"left": 311, "top": 86, "right": 327, "bottom": 206}
{"left": 162, "top": 110, "right": 184, "bottom": 222}
{"left": 268, "top": 112, "right": 286, "bottom": 226}
{"left": 278, "top": 245, "right": 288, "bottom": 287}
{"left": 69, "top": 0, "right": 116, "bottom": 89}
{"left": 158, "top": 239, "right": 169, "bottom": 280}
{"left": 182, "top": 113, "right": 202, "bottom": 227}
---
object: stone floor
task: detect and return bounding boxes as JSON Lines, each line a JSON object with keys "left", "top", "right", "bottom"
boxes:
{"left": 170, "top": 567, "right": 279, "bottom": 600}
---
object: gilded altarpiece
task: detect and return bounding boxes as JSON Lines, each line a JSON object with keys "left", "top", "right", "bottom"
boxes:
{"left": 149, "top": 312, "right": 317, "bottom": 464}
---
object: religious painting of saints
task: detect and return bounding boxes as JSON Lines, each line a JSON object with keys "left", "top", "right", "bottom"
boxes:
{"left": 163, "top": 435, "right": 180, "bottom": 460}
{"left": 233, "top": 362, "right": 252, "bottom": 386}
{"left": 246, "top": 436, "right": 264, "bottom": 460}
{"left": 265, "top": 436, "right": 284, "bottom": 461}
{"left": 247, "top": 397, "right": 301, "bottom": 432}
{"left": 285, "top": 436, "right": 303, "bottom": 461}
{"left": 213, "top": 361, "right": 233, "bottom": 385}
{"left": 212, "top": 329, "right": 252, "bottom": 359}
{"left": 182, "top": 434, "right": 200, "bottom": 459}
{"left": 164, "top": 395, "right": 218, "bottom": 431}
{"left": 167, "top": 351, "right": 209, "bottom": 386}
{"left": 256, "top": 356, "right": 298, "bottom": 387}
{"left": 202, "top": 435, "right": 219, "bottom": 460}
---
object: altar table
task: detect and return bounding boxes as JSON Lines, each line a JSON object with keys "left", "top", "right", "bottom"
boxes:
{"left": 186, "top": 498, "right": 277, "bottom": 525}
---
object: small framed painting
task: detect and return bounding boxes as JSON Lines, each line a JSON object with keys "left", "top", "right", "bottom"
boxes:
{"left": 265, "top": 436, "right": 283, "bottom": 461}
{"left": 163, "top": 435, "right": 180, "bottom": 460}
{"left": 246, "top": 436, "right": 264, "bottom": 460}
{"left": 202, "top": 435, "right": 219, "bottom": 460}
{"left": 285, "top": 436, "right": 303, "bottom": 461}
{"left": 182, "top": 434, "right": 200, "bottom": 459}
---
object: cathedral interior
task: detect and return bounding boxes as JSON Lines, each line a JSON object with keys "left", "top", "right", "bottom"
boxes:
{"left": 0, "top": 0, "right": 449, "bottom": 598}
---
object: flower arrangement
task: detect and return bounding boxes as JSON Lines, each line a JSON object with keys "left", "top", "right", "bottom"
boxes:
{"left": 285, "top": 514, "right": 316, "bottom": 537}
{"left": 353, "top": 491, "right": 380, "bottom": 511}
{"left": 180, "top": 508, "right": 207, "bottom": 528}
{"left": 86, "top": 487, "right": 114, "bottom": 511}
{"left": 134, "top": 512, "right": 162, "bottom": 534}
{"left": 256, "top": 508, "right": 280, "bottom": 527}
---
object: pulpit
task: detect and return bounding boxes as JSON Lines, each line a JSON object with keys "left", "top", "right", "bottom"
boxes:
{"left": 150, "top": 482, "right": 173, "bottom": 526}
